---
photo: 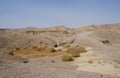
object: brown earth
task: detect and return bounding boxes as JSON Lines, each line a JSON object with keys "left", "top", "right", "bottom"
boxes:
{"left": 0, "top": 23, "right": 120, "bottom": 78}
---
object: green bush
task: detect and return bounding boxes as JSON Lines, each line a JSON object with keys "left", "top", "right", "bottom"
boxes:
{"left": 61, "top": 54, "right": 74, "bottom": 62}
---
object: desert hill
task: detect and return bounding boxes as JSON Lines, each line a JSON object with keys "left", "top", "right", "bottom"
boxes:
{"left": 0, "top": 24, "right": 120, "bottom": 78}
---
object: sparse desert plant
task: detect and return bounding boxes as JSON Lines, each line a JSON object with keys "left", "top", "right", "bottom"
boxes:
{"left": 37, "top": 48, "right": 42, "bottom": 51}
{"left": 51, "top": 60, "right": 55, "bottom": 63}
{"left": 54, "top": 44, "right": 58, "bottom": 47}
{"left": 9, "top": 51, "right": 14, "bottom": 55}
{"left": 118, "top": 61, "right": 120, "bottom": 64}
{"left": 88, "top": 60, "right": 93, "bottom": 64}
{"left": 66, "top": 46, "right": 87, "bottom": 57}
{"left": 23, "top": 60, "right": 29, "bottom": 63}
{"left": 61, "top": 54, "right": 74, "bottom": 62}
{"left": 23, "top": 47, "right": 27, "bottom": 49}
{"left": 70, "top": 51, "right": 80, "bottom": 57}
{"left": 47, "top": 47, "right": 56, "bottom": 53}
{"left": 114, "top": 60, "right": 120, "bottom": 64}
{"left": 100, "top": 40, "right": 110, "bottom": 44}
{"left": 37, "top": 47, "right": 56, "bottom": 53}
{"left": 16, "top": 48, "right": 20, "bottom": 50}
{"left": 75, "top": 46, "right": 87, "bottom": 53}
{"left": 32, "top": 46, "right": 38, "bottom": 49}
{"left": 63, "top": 44, "right": 71, "bottom": 48}
{"left": 114, "top": 65, "right": 118, "bottom": 68}
{"left": 67, "top": 46, "right": 87, "bottom": 54}
{"left": 98, "top": 61, "right": 101, "bottom": 64}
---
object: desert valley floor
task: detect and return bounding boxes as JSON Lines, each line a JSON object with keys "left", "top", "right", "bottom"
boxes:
{"left": 0, "top": 24, "right": 120, "bottom": 78}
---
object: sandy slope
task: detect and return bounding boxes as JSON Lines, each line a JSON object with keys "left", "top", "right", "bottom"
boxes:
{"left": 74, "top": 47, "right": 120, "bottom": 77}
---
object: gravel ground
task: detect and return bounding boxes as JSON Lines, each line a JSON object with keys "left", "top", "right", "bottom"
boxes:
{"left": 0, "top": 54, "right": 120, "bottom": 78}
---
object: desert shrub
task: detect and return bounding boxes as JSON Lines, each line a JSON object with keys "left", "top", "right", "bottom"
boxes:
{"left": 100, "top": 40, "right": 110, "bottom": 44}
{"left": 47, "top": 47, "right": 56, "bottom": 53}
{"left": 23, "top": 60, "right": 29, "bottom": 63}
{"left": 37, "top": 47, "right": 56, "bottom": 53}
{"left": 118, "top": 61, "right": 120, "bottom": 64}
{"left": 63, "top": 44, "right": 71, "bottom": 48}
{"left": 114, "top": 65, "right": 118, "bottom": 68}
{"left": 67, "top": 46, "right": 87, "bottom": 54}
{"left": 23, "top": 47, "right": 27, "bottom": 49}
{"left": 114, "top": 60, "right": 120, "bottom": 64}
{"left": 9, "top": 51, "right": 14, "bottom": 55}
{"left": 61, "top": 54, "right": 74, "bottom": 62}
{"left": 21, "top": 58, "right": 29, "bottom": 63}
{"left": 54, "top": 44, "right": 58, "bottom": 47}
{"left": 88, "top": 60, "right": 93, "bottom": 63}
{"left": 16, "top": 48, "right": 20, "bottom": 50}
{"left": 37, "top": 48, "right": 42, "bottom": 51}
{"left": 75, "top": 46, "right": 87, "bottom": 53}
{"left": 32, "top": 46, "right": 37, "bottom": 49}
{"left": 97, "top": 61, "right": 101, "bottom": 64}
{"left": 66, "top": 46, "right": 87, "bottom": 57}
{"left": 51, "top": 60, "right": 55, "bottom": 63}
{"left": 70, "top": 51, "right": 80, "bottom": 57}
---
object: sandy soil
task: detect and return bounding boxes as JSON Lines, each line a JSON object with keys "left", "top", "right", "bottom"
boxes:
{"left": 0, "top": 24, "right": 120, "bottom": 78}
{"left": 74, "top": 47, "right": 120, "bottom": 77}
{"left": 0, "top": 53, "right": 120, "bottom": 78}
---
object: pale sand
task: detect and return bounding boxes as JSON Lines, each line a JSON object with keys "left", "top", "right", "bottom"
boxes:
{"left": 74, "top": 47, "right": 120, "bottom": 77}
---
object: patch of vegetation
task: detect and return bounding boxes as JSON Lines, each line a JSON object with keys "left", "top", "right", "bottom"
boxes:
{"left": 66, "top": 46, "right": 87, "bottom": 57}
{"left": 114, "top": 60, "right": 120, "bottom": 64}
{"left": 61, "top": 54, "right": 74, "bottom": 62}
{"left": 118, "top": 61, "right": 120, "bottom": 64}
{"left": 100, "top": 40, "right": 110, "bottom": 44}
{"left": 114, "top": 65, "right": 118, "bottom": 68}
{"left": 47, "top": 47, "right": 56, "bottom": 53}
{"left": 67, "top": 46, "right": 87, "bottom": 54}
{"left": 97, "top": 61, "right": 101, "bottom": 64}
{"left": 51, "top": 60, "right": 55, "bottom": 63}
{"left": 37, "top": 47, "right": 42, "bottom": 51}
{"left": 70, "top": 51, "right": 80, "bottom": 57}
{"left": 32, "top": 46, "right": 38, "bottom": 49}
{"left": 63, "top": 44, "right": 71, "bottom": 48}
{"left": 37, "top": 47, "right": 56, "bottom": 53}
{"left": 23, "top": 60, "right": 29, "bottom": 63}
{"left": 16, "top": 48, "right": 20, "bottom": 50}
{"left": 23, "top": 47, "right": 27, "bottom": 49}
{"left": 9, "top": 51, "right": 14, "bottom": 55}
{"left": 88, "top": 60, "right": 93, "bottom": 64}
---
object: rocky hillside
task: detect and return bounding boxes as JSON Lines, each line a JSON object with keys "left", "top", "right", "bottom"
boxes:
{"left": 0, "top": 24, "right": 120, "bottom": 52}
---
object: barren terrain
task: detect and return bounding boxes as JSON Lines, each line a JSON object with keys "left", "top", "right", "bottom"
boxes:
{"left": 0, "top": 24, "right": 120, "bottom": 78}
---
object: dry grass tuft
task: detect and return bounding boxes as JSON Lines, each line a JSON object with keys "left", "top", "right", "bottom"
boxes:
{"left": 66, "top": 46, "right": 87, "bottom": 57}
{"left": 51, "top": 60, "right": 55, "bottom": 63}
{"left": 70, "top": 51, "right": 80, "bottom": 57}
{"left": 61, "top": 54, "right": 74, "bottom": 62}
{"left": 32, "top": 46, "right": 38, "bottom": 49}
{"left": 47, "top": 47, "right": 56, "bottom": 53}
{"left": 88, "top": 60, "right": 93, "bottom": 63}
{"left": 16, "top": 48, "right": 20, "bottom": 50}
{"left": 67, "top": 46, "right": 87, "bottom": 54}
{"left": 9, "top": 51, "right": 14, "bottom": 55}
{"left": 63, "top": 44, "right": 71, "bottom": 48}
